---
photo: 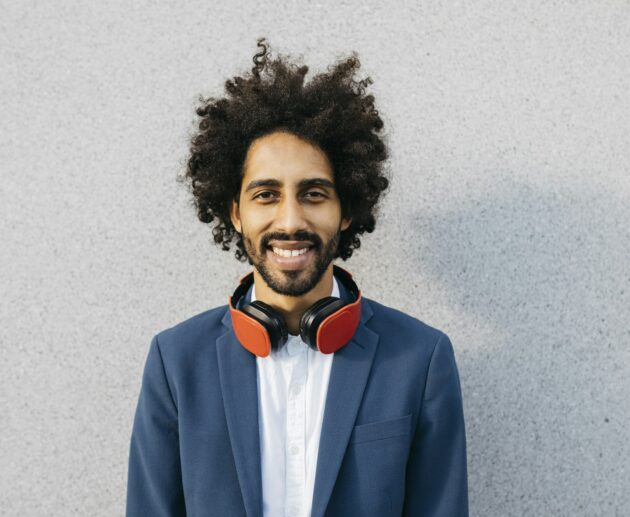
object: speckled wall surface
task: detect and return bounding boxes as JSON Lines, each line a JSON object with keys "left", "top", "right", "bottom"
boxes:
{"left": 2, "top": 1, "right": 629, "bottom": 515}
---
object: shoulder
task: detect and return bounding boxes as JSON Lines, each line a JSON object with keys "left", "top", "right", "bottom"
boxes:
{"left": 151, "top": 304, "right": 230, "bottom": 361}
{"left": 362, "top": 296, "right": 450, "bottom": 355}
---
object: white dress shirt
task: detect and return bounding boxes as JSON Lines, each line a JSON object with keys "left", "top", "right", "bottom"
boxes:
{"left": 252, "top": 278, "right": 339, "bottom": 517}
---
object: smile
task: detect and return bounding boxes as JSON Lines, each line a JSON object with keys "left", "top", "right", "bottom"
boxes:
{"left": 271, "top": 246, "right": 310, "bottom": 257}
{"left": 266, "top": 244, "right": 315, "bottom": 271}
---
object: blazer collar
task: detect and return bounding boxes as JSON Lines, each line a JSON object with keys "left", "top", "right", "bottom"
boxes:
{"left": 217, "top": 271, "right": 377, "bottom": 517}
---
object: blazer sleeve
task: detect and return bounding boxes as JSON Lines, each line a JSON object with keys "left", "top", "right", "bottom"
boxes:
{"left": 403, "top": 332, "right": 469, "bottom": 516}
{"left": 126, "top": 335, "right": 187, "bottom": 517}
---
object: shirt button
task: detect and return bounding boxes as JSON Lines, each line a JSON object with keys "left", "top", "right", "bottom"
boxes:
{"left": 291, "top": 385, "right": 301, "bottom": 396}
{"left": 290, "top": 445, "right": 299, "bottom": 455}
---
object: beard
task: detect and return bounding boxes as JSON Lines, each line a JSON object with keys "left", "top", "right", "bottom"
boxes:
{"left": 241, "top": 227, "right": 341, "bottom": 297}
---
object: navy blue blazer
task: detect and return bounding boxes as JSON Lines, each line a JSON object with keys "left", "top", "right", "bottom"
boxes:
{"left": 126, "top": 279, "right": 468, "bottom": 516}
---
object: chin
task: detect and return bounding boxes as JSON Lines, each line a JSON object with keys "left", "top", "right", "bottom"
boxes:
{"left": 260, "top": 264, "right": 323, "bottom": 297}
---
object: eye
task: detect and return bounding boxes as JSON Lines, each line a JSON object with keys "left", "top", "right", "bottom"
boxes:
{"left": 253, "top": 191, "right": 278, "bottom": 201}
{"left": 304, "top": 191, "right": 326, "bottom": 200}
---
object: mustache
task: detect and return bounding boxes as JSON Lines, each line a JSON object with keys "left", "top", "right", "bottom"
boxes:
{"left": 260, "top": 230, "right": 322, "bottom": 250}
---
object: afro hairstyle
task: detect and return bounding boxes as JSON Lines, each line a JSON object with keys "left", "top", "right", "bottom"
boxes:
{"left": 182, "top": 38, "right": 390, "bottom": 263}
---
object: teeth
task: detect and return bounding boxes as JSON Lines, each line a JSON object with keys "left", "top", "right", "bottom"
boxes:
{"left": 272, "top": 247, "right": 310, "bottom": 258}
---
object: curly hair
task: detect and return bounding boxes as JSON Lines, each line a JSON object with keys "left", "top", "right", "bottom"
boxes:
{"left": 181, "top": 38, "right": 389, "bottom": 263}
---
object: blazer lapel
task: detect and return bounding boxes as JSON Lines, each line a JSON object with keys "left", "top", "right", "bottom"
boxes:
{"left": 311, "top": 292, "right": 378, "bottom": 517}
{"left": 217, "top": 301, "right": 263, "bottom": 517}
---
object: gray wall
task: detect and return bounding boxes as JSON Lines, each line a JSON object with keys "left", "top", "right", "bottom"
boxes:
{"left": 2, "top": 1, "right": 629, "bottom": 515}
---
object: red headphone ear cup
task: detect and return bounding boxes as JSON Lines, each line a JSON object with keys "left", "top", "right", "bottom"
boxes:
{"left": 230, "top": 308, "right": 272, "bottom": 357}
{"left": 300, "top": 297, "right": 347, "bottom": 351}
{"left": 240, "top": 301, "right": 288, "bottom": 351}
{"left": 316, "top": 302, "right": 361, "bottom": 354}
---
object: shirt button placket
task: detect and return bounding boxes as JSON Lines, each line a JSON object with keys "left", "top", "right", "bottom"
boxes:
{"left": 285, "top": 343, "right": 307, "bottom": 517}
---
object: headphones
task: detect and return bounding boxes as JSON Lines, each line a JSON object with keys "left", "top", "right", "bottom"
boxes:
{"left": 228, "top": 265, "right": 362, "bottom": 357}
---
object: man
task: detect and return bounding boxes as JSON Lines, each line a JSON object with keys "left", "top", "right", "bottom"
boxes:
{"left": 126, "top": 39, "right": 468, "bottom": 517}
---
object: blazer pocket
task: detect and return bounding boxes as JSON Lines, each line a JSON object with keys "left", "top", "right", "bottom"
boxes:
{"left": 350, "top": 413, "right": 412, "bottom": 445}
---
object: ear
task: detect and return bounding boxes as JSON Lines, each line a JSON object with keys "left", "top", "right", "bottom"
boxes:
{"left": 340, "top": 216, "right": 352, "bottom": 232}
{"left": 230, "top": 198, "right": 242, "bottom": 234}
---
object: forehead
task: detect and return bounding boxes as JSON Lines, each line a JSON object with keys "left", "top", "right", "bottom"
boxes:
{"left": 242, "top": 131, "right": 333, "bottom": 182}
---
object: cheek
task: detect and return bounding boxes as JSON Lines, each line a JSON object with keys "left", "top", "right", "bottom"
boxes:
{"left": 321, "top": 205, "right": 343, "bottom": 227}
{"left": 240, "top": 206, "right": 270, "bottom": 231}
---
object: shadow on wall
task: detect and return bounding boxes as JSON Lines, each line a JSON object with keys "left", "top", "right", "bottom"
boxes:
{"left": 411, "top": 175, "right": 630, "bottom": 515}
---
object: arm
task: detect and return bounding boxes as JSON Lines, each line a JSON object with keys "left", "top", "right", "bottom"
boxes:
{"left": 126, "top": 335, "right": 187, "bottom": 517}
{"left": 403, "top": 332, "right": 469, "bottom": 516}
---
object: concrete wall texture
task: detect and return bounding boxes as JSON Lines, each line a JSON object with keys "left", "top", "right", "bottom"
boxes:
{"left": 2, "top": 0, "right": 629, "bottom": 515}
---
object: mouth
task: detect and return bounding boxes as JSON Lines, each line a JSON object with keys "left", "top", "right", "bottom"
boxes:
{"left": 265, "top": 242, "right": 315, "bottom": 271}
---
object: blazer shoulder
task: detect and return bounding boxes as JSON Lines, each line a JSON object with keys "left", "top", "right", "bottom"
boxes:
{"left": 363, "top": 296, "right": 449, "bottom": 351}
{"left": 152, "top": 304, "right": 230, "bottom": 358}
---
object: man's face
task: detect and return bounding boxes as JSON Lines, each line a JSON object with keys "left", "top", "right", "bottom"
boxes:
{"left": 230, "top": 130, "right": 351, "bottom": 297}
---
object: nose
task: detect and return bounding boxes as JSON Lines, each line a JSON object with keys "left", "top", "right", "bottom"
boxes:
{"left": 274, "top": 196, "right": 308, "bottom": 236}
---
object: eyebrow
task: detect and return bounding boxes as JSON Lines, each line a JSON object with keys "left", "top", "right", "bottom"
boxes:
{"left": 244, "top": 177, "right": 335, "bottom": 192}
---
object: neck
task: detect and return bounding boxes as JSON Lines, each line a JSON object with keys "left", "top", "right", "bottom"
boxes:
{"left": 253, "top": 265, "right": 335, "bottom": 335}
